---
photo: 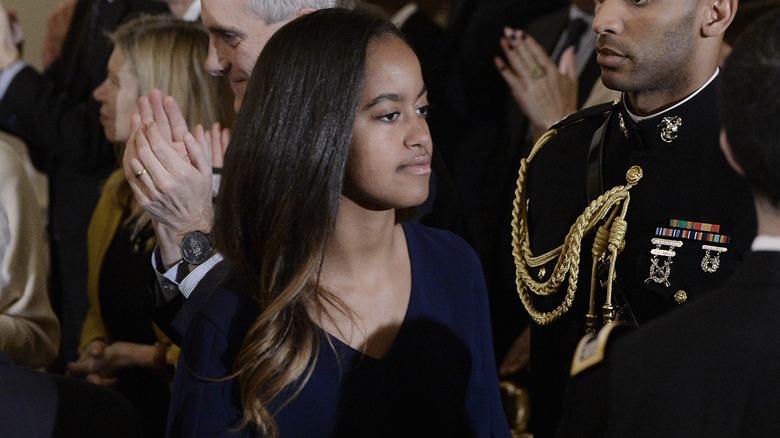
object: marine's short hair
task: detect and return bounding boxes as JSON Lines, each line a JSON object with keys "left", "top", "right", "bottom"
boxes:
{"left": 720, "top": 11, "right": 780, "bottom": 206}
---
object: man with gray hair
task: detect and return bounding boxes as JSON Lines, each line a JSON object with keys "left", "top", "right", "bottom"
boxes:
{"left": 124, "top": 0, "right": 355, "bottom": 343}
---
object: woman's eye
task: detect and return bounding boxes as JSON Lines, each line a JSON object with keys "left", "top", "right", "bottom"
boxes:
{"left": 417, "top": 105, "right": 430, "bottom": 118}
{"left": 378, "top": 112, "right": 400, "bottom": 122}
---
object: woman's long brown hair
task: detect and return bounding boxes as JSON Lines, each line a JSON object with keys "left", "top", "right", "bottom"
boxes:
{"left": 212, "top": 8, "right": 404, "bottom": 437}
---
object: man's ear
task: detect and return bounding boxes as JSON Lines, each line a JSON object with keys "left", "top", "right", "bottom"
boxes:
{"left": 720, "top": 129, "right": 745, "bottom": 176}
{"left": 702, "top": 0, "right": 738, "bottom": 38}
{"left": 295, "top": 7, "right": 317, "bottom": 18}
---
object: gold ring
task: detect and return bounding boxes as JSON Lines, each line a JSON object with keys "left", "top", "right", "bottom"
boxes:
{"left": 530, "top": 65, "right": 545, "bottom": 79}
{"left": 135, "top": 168, "right": 148, "bottom": 178}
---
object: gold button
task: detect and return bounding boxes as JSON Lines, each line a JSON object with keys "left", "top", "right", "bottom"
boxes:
{"left": 674, "top": 290, "right": 688, "bottom": 304}
{"left": 626, "top": 165, "right": 643, "bottom": 184}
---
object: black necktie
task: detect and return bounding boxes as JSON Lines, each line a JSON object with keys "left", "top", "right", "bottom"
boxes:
{"left": 558, "top": 18, "right": 588, "bottom": 57}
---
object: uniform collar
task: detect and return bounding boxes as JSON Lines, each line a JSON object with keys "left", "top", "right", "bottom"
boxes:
{"left": 624, "top": 69, "right": 719, "bottom": 123}
{"left": 615, "top": 70, "right": 720, "bottom": 151}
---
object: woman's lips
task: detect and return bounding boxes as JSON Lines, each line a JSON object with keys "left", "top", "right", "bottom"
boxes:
{"left": 400, "top": 154, "right": 432, "bottom": 175}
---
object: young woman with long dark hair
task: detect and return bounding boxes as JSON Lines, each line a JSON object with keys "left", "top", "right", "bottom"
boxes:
{"left": 167, "top": 9, "right": 510, "bottom": 437}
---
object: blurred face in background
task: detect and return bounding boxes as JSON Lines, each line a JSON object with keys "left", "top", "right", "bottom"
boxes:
{"left": 93, "top": 49, "right": 139, "bottom": 143}
{"left": 201, "top": 0, "right": 288, "bottom": 112}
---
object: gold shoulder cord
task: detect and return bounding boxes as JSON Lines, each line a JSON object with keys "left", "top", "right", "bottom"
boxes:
{"left": 511, "top": 126, "right": 643, "bottom": 333}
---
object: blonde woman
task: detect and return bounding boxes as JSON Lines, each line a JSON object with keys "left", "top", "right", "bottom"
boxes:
{"left": 66, "top": 15, "right": 233, "bottom": 437}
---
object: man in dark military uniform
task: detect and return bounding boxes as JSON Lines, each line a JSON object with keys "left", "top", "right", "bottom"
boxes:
{"left": 508, "top": 0, "right": 755, "bottom": 435}
{"left": 557, "top": 11, "right": 780, "bottom": 436}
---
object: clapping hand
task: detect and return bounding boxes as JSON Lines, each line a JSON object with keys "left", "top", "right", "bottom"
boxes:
{"left": 495, "top": 27, "right": 579, "bottom": 141}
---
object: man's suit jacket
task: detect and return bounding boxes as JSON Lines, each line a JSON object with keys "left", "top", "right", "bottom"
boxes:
{"left": 504, "top": 7, "right": 602, "bottom": 158}
{"left": 429, "top": 1, "right": 568, "bottom": 251}
{"left": 560, "top": 250, "right": 780, "bottom": 437}
{"left": 0, "top": 351, "right": 141, "bottom": 437}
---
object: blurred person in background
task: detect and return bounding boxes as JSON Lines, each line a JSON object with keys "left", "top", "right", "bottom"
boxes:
{"left": 66, "top": 15, "right": 233, "bottom": 437}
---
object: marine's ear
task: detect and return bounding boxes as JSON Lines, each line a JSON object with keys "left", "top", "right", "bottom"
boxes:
{"left": 720, "top": 129, "right": 744, "bottom": 176}
{"left": 701, "top": 0, "right": 738, "bottom": 38}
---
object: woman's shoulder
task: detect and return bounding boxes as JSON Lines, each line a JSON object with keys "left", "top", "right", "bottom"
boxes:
{"left": 403, "top": 221, "right": 479, "bottom": 265}
{"left": 403, "top": 222, "right": 485, "bottom": 300}
{"left": 403, "top": 221, "right": 473, "bottom": 250}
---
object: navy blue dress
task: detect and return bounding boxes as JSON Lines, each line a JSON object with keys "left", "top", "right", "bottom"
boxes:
{"left": 167, "top": 222, "right": 511, "bottom": 437}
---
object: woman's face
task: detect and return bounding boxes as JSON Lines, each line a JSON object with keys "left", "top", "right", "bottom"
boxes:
{"left": 93, "top": 49, "right": 139, "bottom": 143}
{"left": 345, "top": 36, "right": 432, "bottom": 211}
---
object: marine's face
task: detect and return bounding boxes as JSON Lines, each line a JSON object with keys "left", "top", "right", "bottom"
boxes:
{"left": 593, "top": 0, "right": 701, "bottom": 96}
{"left": 201, "top": 0, "right": 288, "bottom": 112}
{"left": 345, "top": 36, "right": 432, "bottom": 211}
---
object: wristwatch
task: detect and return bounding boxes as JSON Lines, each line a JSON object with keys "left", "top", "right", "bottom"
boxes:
{"left": 180, "top": 231, "right": 213, "bottom": 265}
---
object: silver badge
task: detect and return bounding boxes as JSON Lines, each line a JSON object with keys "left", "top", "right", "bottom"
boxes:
{"left": 645, "top": 238, "right": 683, "bottom": 287}
{"left": 658, "top": 116, "right": 682, "bottom": 143}
{"left": 700, "top": 245, "right": 727, "bottom": 273}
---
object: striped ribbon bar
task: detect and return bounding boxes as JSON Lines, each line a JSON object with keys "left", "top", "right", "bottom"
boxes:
{"left": 655, "top": 227, "right": 730, "bottom": 244}
{"left": 668, "top": 219, "right": 721, "bottom": 233}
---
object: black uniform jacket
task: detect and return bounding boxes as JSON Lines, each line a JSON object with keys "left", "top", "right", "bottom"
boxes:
{"left": 520, "top": 77, "right": 757, "bottom": 436}
{"left": 559, "top": 250, "right": 780, "bottom": 437}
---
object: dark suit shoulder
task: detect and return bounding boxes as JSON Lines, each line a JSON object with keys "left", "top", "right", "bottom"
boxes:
{"left": 550, "top": 99, "right": 620, "bottom": 131}
{"left": 525, "top": 7, "right": 569, "bottom": 50}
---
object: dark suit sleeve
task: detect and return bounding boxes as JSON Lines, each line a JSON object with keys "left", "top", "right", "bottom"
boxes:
{"left": 149, "top": 281, "right": 186, "bottom": 346}
{"left": 167, "top": 313, "right": 246, "bottom": 437}
{"left": 150, "top": 261, "right": 228, "bottom": 346}
{"left": 0, "top": 66, "right": 111, "bottom": 172}
{"left": 52, "top": 374, "right": 142, "bottom": 438}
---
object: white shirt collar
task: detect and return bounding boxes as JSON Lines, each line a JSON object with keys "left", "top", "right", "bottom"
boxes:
{"left": 625, "top": 69, "right": 719, "bottom": 122}
{"left": 569, "top": 4, "right": 594, "bottom": 26}
{"left": 752, "top": 235, "right": 780, "bottom": 252}
{"left": 182, "top": 0, "right": 201, "bottom": 22}
{"left": 391, "top": 2, "right": 418, "bottom": 28}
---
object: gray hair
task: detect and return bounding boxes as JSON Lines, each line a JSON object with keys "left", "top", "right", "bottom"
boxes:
{"left": 245, "top": 0, "right": 357, "bottom": 23}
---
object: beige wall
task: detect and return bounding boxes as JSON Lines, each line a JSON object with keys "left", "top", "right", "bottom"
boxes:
{"left": 5, "top": 0, "right": 58, "bottom": 71}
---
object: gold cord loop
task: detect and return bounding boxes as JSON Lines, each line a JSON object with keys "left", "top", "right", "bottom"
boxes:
{"left": 511, "top": 125, "right": 642, "bottom": 327}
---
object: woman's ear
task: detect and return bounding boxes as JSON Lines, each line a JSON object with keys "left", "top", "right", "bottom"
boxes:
{"left": 720, "top": 129, "right": 744, "bottom": 176}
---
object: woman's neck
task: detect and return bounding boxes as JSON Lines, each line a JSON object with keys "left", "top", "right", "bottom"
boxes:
{"left": 322, "top": 197, "right": 400, "bottom": 278}
{"left": 314, "top": 197, "right": 411, "bottom": 359}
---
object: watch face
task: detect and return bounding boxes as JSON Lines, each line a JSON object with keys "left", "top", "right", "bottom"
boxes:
{"left": 181, "top": 231, "right": 211, "bottom": 265}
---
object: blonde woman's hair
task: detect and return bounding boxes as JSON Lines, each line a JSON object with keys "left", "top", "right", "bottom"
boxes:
{"left": 111, "top": 15, "right": 235, "bottom": 222}
{"left": 113, "top": 15, "right": 235, "bottom": 131}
